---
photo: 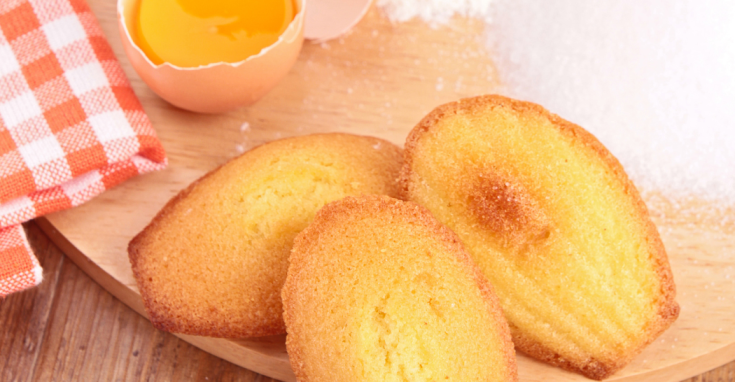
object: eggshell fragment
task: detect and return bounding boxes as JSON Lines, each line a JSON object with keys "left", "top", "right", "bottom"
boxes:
{"left": 304, "top": 0, "right": 373, "bottom": 42}
{"left": 118, "top": 0, "right": 304, "bottom": 114}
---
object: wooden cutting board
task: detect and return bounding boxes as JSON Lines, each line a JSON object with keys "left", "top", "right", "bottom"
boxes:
{"left": 38, "top": 0, "right": 735, "bottom": 381}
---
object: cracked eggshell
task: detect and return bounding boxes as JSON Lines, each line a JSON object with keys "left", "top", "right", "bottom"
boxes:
{"left": 304, "top": 0, "right": 372, "bottom": 42}
{"left": 118, "top": 0, "right": 304, "bottom": 114}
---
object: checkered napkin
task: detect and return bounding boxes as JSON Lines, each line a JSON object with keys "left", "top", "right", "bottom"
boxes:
{"left": 0, "top": 0, "right": 167, "bottom": 297}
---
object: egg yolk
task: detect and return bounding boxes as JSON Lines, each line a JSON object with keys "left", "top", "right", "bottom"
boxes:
{"left": 136, "top": 0, "right": 296, "bottom": 67}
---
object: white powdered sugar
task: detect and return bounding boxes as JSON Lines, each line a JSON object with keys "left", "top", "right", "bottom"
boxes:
{"left": 379, "top": 0, "right": 735, "bottom": 206}
{"left": 489, "top": 0, "right": 735, "bottom": 204}
{"left": 376, "top": 0, "right": 494, "bottom": 25}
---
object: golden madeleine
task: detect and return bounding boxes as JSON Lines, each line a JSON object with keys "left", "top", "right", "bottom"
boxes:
{"left": 283, "top": 195, "right": 517, "bottom": 382}
{"left": 400, "top": 95, "right": 679, "bottom": 379}
{"left": 129, "top": 133, "right": 403, "bottom": 338}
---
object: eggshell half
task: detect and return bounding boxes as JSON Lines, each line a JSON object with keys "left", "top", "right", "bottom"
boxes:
{"left": 304, "top": 0, "right": 373, "bottom": 42}
{"left": 118, "top": 0, "right": 304, "bottom": 114}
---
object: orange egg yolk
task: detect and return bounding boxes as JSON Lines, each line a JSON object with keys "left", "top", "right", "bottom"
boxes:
{"left": 136, "top": 0, "right": 296, "bottom": 67}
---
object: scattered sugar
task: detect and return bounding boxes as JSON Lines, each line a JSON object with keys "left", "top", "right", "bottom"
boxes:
{"left": 489, "top": 0, "right": 735, "bottom": 205}
{"left": 454, "top": 76, "right": 464, "bottom": 92}
{"left": 239, "top": 122, "right": 250, "bottom": 132}
{"left": 378, "top": 0, "right": 735, "bottom": 211}
{"left": 377, "top": 0, "right": 494, "bottom": 26}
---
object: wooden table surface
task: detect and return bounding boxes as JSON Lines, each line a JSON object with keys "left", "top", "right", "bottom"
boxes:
{"left": 0, "top": 221, "right": 732, "bottom": 382}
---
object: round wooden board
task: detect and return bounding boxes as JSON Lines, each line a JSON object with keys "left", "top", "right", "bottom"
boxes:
{"left": 40, "top": 0, "right": 735, "bottom": 381}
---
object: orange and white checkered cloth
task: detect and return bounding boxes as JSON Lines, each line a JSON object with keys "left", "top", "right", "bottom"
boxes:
{"left": 0, "top": 0, "right": 167, "bottom": 297}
